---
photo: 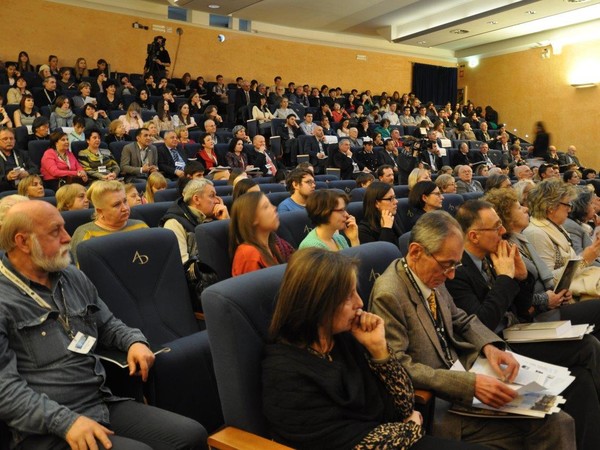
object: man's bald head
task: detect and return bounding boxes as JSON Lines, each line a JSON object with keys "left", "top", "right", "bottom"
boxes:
{"left": 0, "top": 201, "right": 62, "bottom": 252}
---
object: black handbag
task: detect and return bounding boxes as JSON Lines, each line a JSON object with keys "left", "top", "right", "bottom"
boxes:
{"left": 183, "top": 257, "right": 218, "bottom": 313}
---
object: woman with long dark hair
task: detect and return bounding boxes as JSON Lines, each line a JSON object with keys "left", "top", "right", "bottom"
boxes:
{"left": 359, "top": 181, "right": 404, "bottom": 246}
{"left": 229, "top": 191, "right": 293, "bottom": 276}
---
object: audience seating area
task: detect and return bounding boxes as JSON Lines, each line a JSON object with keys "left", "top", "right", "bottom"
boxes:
{"left": 3, "top": 58, "right": 593, "bottom": 450}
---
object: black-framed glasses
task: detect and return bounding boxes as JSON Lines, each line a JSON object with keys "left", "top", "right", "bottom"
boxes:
{"left": 332, "top": 208, "right": 347, "bottom": 214}
{"left": 559, "top": 201, "right": 573, "bottom": 209}
{"left": 425, "top": 249, "right": 462, "bottom": 275}
{"left": 379, "top": 196, "right": 397, "bottom": 202}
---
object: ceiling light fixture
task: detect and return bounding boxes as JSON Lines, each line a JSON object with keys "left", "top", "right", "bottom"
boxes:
{"left": 417, "top": 40, "right": 427, "bottom": 45}
{"left": 450, "top": 29, "right": 469, "bottom": 34}
{"left": 571, "top": 82, "right": 596, "bottom": 88}
{"left": 208, "top": 4, "right": 220, "bottom": 9}
{"left": 487, "top": 20, "right": 498, "bottom": 25}
{"left": 566, "top": 0, "right": 590, "bottom": 3}
{"left": 526, "top": 10, "right": 536, "bottom": 14}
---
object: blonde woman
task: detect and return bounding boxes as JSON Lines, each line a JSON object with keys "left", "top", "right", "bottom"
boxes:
{"left": 71, "top": 180, "right": 148, "bottom": 263}
{"left": 407, "top": 168, "right": 432, "bottom": 190}
{"left": 118, "top": 102, "right": 144, "bottom": 133}
{"left": 56, "top": 183, "right": 90, "bottom": 211}
{"left": 143, "top": 172, "right": 167, "bottom": 203}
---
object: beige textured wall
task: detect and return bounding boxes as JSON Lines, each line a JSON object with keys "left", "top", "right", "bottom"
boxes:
{"left": 460, "top": 40, "right": 600, "bottom": 169}
{"left": 3, "top": 0, "right": 451, "bottom": 94}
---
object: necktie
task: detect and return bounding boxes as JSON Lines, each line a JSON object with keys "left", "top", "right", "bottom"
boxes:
{"left": 170, "top": 148, "right": 183, "bottom": 164}
{"left": 427, "top": 291, "right": 437, "bottom": 321}
{"left": 481, "top": 258, "right": 494, "bottom": 287}
{"left": 245, "top": 91, "right": 250, "bottom": 104}
{"left": 264, "top": 152, "right": 276, "bottom": 175}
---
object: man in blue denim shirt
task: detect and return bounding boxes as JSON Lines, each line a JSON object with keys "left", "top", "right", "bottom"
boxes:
{"left": 0, "top": 201, "right": 205, "bottom": 450}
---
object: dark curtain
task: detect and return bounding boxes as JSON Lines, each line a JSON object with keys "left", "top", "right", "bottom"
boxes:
{"left": 411, "top": 63, "right": 457, "bottom": 105}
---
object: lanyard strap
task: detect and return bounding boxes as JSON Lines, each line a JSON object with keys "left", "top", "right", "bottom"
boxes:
{"left": 400, "top": 258, "right": 454, "bottom": 367}
{"left": 0, "top": 261, "right": 74, "bottom": 338}
{"left": 0, "top": 151, "right": 20, "bottom": 166}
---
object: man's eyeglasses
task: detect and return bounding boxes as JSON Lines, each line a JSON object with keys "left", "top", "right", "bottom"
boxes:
{"left": 425, "top": 249, "right": 462, "bottom": 275}
{"left": 472, "top": 222, "right": 504, "bottom": 233}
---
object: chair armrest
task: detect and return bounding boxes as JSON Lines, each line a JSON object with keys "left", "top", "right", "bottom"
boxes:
{"left": 208, "top": 427, "right": 293, "bottom": 450}
{"left": 414, "top": 389, "right": 433, "bottom": 405}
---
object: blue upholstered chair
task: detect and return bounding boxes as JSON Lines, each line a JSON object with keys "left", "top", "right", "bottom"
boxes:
{"left": 340, "top": 242, "right": 401, "bottom": 308}
{"left": 441, "top": 193, "right": 464, "bottom": 215}
{"left": 349, "top": 187, "right": 366, "bottom": 202}
{"left": 398, "top": 231, "right": 412, "bottom": 256}
{"left": 346, "top": 201, "right": 364, "bottom": 224}
{"left": 266, "top": 191, "right": 290, "bottom": 206}
{"left": 276, "top": 210, "right": 312, "bottom": 248}
{"left": 61, "top": 208, "right": 94, "bottom": 237}
{"left": 202, "top": 265, "right": 289, "bottom": 448}
{"left": 129, "top": 202, "right": 171, "bottom": 227}
{"left": 202, "top": 242, "right": 430, "bottom": 449}
{"left": 77, "top": 228, "right": 223, "bottom": 434}
{"left": 194, "top": 219, "right": 232, "bottom": 281}
{"left": 154, "top": 188, "right": 179, "bottom": 203}
{"left": 328, "top": 179, "right": 356, "bottom": 193}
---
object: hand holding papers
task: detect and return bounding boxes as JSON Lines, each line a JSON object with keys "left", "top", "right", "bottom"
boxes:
{"left": 450, "top": 352, "right": 572, "bottom": 418}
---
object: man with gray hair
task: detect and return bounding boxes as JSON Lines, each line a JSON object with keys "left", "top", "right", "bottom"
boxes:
{"left": 0, "top": 200, "right": 206, "bottom": 449}
{"left": 370, "top": 210, "right": 575, "bottom": 448}
{"left": 160, "top": 178, "right": 229, "bottom": 263}
{"left": 203, "top": 119, "right": 219, "bottom": 145}
{"left": 513, "top": 164, "right": 533, "bottom": 181}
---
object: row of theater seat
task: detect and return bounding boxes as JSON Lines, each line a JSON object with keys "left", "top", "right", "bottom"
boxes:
{"left": 68, "top": 228, "right": 426, "bottom": 448}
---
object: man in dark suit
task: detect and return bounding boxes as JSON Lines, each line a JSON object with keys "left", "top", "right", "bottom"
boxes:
{"left": 300, "top": 125, "right": 329, "bottom": 173}
{"left": 120, "top": 127, "right": 159, "bottom": 182}
{"left": 250, "top": 134, "right": 282, "bottom": 177}
{"left": 34, "top": 76, "right": 59, "bottom": 108}
{"left": 475, "top": 122, "right": 492, "bottom": 143}
{"left": 234, "top": 80, "right": 259, "bottom": 124}
{"left": 494, "top": 133, "right": 511, "bottom": 153}
{"left": 472, "top": 143, "right": 499, "bottom": 167}
{"left": 419, "top": 139, "right": 443, "bottom": 173}
{"left": 370, "top": 210, "right": 575, "bottom": 447}
{"left": 333, "top": 138, "right": 364, "bottom": 180}
{"left": 448, "top": 200, "right": 600, "bottom": 450}
{"left": 559, "top": 145, "right": 583, "bottom": 170}
{"left": 502, "top": 144, "right": 527, "bottom": 170}
{"left": 277, "top": 114, "right": 303, "bottom": 166}
{"left": 377, "top": 139, "right": 400, "bottom": 177}
{"left": 0, "top": 128, "right": 38, "bottom": 192}
{"left": 157, "top": 130, "right": 187, "bottom": 180}
{"left": 452, "top": 142, "right": 473, "bottom": 167}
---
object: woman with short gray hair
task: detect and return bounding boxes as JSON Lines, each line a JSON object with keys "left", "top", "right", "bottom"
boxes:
{"left": 435, "top": 174, "right": 457, "bottom": 194}
{"left": 524, "top": 179, "right": 600, "bottom": 297}
{"left": 563, "top": 189, "right": 600, "bottom": 266}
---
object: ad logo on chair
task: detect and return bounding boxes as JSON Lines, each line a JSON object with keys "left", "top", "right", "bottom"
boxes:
{"left": 132, "top": 251, "right": 149, "bottom": 265}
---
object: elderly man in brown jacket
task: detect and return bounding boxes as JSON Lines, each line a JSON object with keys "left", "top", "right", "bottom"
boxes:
{"left": 370, "top": 210, "right": 575, "bottom": 449}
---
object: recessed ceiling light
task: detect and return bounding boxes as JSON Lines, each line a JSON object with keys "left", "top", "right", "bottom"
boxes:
{"left": 417, "top": 40, "right": 427, "bottom": 45}
{"left": 487, "top": 20, "right": 498, "bottom": 25}
{"left": 526, "top": 10, "right": 536, "bottom": 14}
{"left": 450, "top": 29, "right": 469, "bottom": 34}
{"left": 566, "top": 0, "right": 590, "bottom": 3}
{"left": 208, "top": 4, "right": 220, "bottom": 9}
